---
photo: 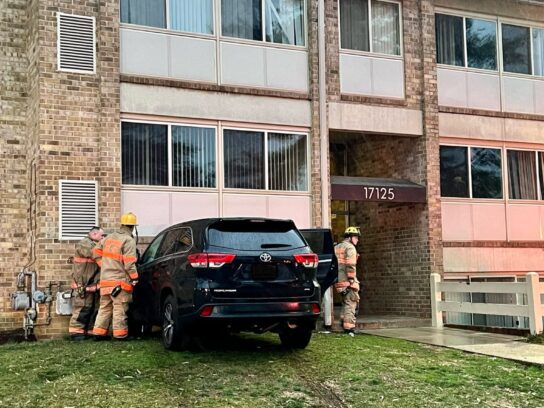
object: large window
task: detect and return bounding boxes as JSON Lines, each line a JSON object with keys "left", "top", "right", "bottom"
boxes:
{"left": 436, "top": 14, "right": 497, "bottom": 70}
{"left": 122, "top": 122, "right": 216, "bottom": 188}
{"left": 340, "top": 0, "right": 401, "bottom": 56}
{"left": 121, "top": 0, "right": 214, "bottom": 34}
{"left": 502, "top": 24, "right": 531, "bottom": 75}
{"left": 222, "top": 0, "right": 305, "bottom": 45}
{"left": 223, "top": 129, "right": 308, "bottom": 191}
{"left": 440, "top": 145, "right": 502, "bottom": 199}
{"left": 507, "top": 150, "right": 537, "bottom": 200}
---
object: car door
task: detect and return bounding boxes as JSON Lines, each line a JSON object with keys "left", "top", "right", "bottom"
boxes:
{"left": 300, "top": 228, "right": 338, "bottom": 293}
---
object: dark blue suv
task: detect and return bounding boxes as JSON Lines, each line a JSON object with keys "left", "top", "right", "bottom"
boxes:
{"left": 130, "top": 218, "right": 337, "bottom": 350}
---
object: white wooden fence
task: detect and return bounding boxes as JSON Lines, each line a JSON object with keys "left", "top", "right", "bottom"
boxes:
{"left": 430, "top": 272, "right": 544, "bottom": 335}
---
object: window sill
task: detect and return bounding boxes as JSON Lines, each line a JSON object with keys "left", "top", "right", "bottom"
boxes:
{"left": 120, "top": 23, "right": 216, "bottom": 41}
{"left": 339, "top": 49, "right": 403, "bottom": 61}
{"left": 437, "top": 64, "right": 499, "bottom": 75}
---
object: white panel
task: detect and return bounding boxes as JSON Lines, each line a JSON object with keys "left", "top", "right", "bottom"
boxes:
{"left": 171, "top": 192, "right": 219, "bottom": 223}
{"left": 371, "top": 58, "right": 404, "bottom": 98}
{"left": 437, "top": 68, "right": 467, "bottom": 107}
{"left": 503, "top": 76, "right": 535, "bottom": 114}
{"left": 268, "top": 196, "right": 311, "bottom": 228}
{"left": 221, "top": 42, "right": 265, "bottom": 87}
{"left": 120, "top": 29, "right": 168, "bottom": 77}
{"left": 535, "top": 80, "right": 544, "bottom": 115}
{"left": 121, "top": 83, "right": 312, "bottom": 126}
{"left": 466, "top": 72, "right": 500, "bottom": 111}
{"left": 339, "top": 54, "right": 372, "bottom": 95}
{"left": 265, "top": 48, "right": 308, "bottom": 92}
{"left": 222, "top": 194, "right": 268, "bottom": 217}
{"left": 122, "top": 190, "right": 170, "bottom": 236}
{"left": 170, "top": 36, "right": 216, "bottom": 83}
{"left": 441, "top": 202, "right": 473, "bottom": 241}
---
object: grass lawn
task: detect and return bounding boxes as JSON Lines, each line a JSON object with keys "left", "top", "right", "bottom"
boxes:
{"left": 0, "top": 332, "right": 542, "bottom": 408}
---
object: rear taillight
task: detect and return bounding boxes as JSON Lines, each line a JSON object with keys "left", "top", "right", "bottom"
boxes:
{"left": 188, "top": 253, "right": 236, "bottom": 268}
{"left": 311, "top": 303, "right": 321, "bottom": 314}
{"left": 199, "top": 305, "right": 214, "bottom": 317}
{"left": 293, "top": 253, "right": 319, "bottom": 268}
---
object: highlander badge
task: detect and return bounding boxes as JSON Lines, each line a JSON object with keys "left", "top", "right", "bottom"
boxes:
{"left": 259, "top": 252, "right": 272, "bottom": 262}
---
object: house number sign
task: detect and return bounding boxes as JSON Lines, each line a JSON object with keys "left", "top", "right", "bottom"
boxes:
{"left": 363, "top": 187, "right": 396, "bottom": 201}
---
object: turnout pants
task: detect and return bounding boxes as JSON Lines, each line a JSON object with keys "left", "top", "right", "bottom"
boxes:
{"left": 69, "top": 292, "right": 98, "bottom": 335}
{"left": 341, "top": 290, "right": 360, "bottom": 330}
{"left": 92, "top": 291, "right": 131, "bottom": 339}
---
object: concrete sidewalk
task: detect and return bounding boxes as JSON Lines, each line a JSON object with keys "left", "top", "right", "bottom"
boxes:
{"left": 361, "top": 327, "right": 544, "bottom": 366}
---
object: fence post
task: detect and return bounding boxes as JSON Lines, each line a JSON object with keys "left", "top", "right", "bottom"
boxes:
{"left": 526, "top": 272, "right": 543, "bottom": 335}
{"left": 430, "top": 273, "right": 443, "bottom": 328}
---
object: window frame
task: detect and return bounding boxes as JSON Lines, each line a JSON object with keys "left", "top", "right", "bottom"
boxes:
{"left": 121, "top": 119, "right": 219, "bottom": 190}
{"left": 119, "top": 0, "right": 308, "bottom": 50}
{"left": 440, "top": 144, "right": 504, "bottom": 200}
{"left": 436, "top": 8, "right": 544, "bottom": 79}
{"left": 338, "top": 0, "right": 404, "bottom": 59}
{"left": 222, "top": 125, "right": 310, "bottom": 193}
{"left": 505, "top": 148, "right": 542, "bottom": 201}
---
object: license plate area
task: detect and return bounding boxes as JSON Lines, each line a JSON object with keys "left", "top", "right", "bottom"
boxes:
{"left": 251, "top": 264, "right": 278, "bottom": 281}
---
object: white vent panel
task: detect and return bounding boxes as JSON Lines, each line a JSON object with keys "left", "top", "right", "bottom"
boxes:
{"left": 57, "top": 13, "right": 96, "bottom": 73}
{"left": 59, "top": 180, "right": 98, "bottom": 240}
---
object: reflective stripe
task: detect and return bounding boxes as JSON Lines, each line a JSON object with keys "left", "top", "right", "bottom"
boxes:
{"left": 123, "top": 255, "right": 137, "bottom": 263}
{"left": 113, "top": 328, "right": 128, "bottom": 338}
{"left": 93, "top": 247, "right": 103, "bottom": 256}
{"left": 335, "top": 281, "right": 350, "bottom": 288}
{"left": 346, "top": 271, "right": 356, "bottom": 278}
{"left": 99, "top": 280, "right": 133, "bottom": 292}
{"left": 69, "top": 327, "right": 85, "bottom": 334}
{"left": 101, "top": 251, "right": 137, "bottom": 264}
{"left": 129, "top": 272, "right": 138, "bottom": 280}
{"left": 73, "top": 257, "right": 94, "bottom": 264}
{"left": 343, "top": 322, "right": 356, "bottom": 329}
{"left": 93, "top": 327, "right": 108, "bottom": 336}
{"left": 338, "top": 259, "right": 356, "bottom": 265}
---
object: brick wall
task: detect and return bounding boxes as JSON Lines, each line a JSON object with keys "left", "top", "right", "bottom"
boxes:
{"left": 0, "top": 0, "right": 29, "bottom": 330}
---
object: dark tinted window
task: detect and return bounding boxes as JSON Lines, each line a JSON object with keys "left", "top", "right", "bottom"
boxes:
{"left": 157, "top": 227, "right": 193, "bottom": 258}
{"left": 436, "top": 14, "right": 464, "bottom": 66}
{"left": 440, "top": 146, "right": 469, "bottom": 198}
{"left": 207, "top": 220, "right": 306, "bottom": 250}
{"left": 502, "top": 24, "right": 531, "bottom": 74}
{"left": 471, "top": 147, "right": 502, "bottom": 199}
{"left": 140, "top": 233, "right": 165, "bottom": 264}
{"left": 466, "top": 18, "right": 497, "bottom": 70}
{"left": 300, "top": 230, "right": 334, "bottom": 256}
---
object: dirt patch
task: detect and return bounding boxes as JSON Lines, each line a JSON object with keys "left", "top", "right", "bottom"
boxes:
{"left": 0, "top": 329, "right": 34, "bottom": 346}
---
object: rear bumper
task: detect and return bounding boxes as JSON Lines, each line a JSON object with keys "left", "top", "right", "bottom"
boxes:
{"left": 198, "top": 301, "right": 320, "bottom": 319}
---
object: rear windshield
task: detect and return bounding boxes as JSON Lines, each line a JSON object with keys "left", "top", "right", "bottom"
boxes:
{"left": 207, "top": 220, "right": 306, "bottom": 251}
{"left": 300, "top": 230, "right": 334, "bottom": 255}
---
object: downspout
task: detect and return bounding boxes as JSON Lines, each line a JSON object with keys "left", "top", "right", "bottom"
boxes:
{"left": 318, "top": 0, "right": 333, "bottom": 328}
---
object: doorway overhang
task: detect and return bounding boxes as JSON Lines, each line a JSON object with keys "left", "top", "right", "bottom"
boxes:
{"left": 331, "top": 176, "right": 426, "bottom": 203}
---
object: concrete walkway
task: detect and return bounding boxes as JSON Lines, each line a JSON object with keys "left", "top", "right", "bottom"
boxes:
{"left": 361, "top": 327, "right": 544, "bottom": 366}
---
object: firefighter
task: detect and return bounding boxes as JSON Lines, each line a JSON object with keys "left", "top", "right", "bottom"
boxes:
{"left": 334, "top": 226, "right": 361, "bottom": 336}
{"left": 68, "top": 226, "right": 104, "bottom": 340}
{"left": 91, "top": 212, "right": 139, "bottom": 340}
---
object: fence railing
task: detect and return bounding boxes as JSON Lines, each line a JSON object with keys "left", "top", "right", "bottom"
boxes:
{"left": 430, "top": 272, "right": 544, "bottom": 335}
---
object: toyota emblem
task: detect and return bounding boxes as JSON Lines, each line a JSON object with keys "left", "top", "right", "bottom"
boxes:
{"left": 259, "top": 253, "right": 272, "bottom": 262}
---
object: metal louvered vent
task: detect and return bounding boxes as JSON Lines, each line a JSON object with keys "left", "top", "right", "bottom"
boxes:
{"left": 59, "top": 180, "right": 98, "bottom": 240}
{"left": 57, "top": 13, "right": 96, "bottom": 73}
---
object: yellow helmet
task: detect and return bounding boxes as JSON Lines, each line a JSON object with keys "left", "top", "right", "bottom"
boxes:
{"left": 344, "top": 226, "right": 361, "bottom": 237}
{"left": 120, "top": 212, "right": 138, "bottom": 226}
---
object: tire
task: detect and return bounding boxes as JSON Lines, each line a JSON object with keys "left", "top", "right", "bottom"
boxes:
{"left": 161, "top": 295, "right": 190, "bottom": 351}
{"left": 279, "top": 324, "right": 313, "bottom": 349}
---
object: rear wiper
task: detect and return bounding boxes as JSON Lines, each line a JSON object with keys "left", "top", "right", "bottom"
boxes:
{"left": 261, "top": 243, "right": 291, "bottom": 248}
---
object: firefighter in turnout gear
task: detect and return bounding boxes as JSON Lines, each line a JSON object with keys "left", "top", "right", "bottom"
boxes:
{"left": 92, "top": 213, "right": 139, "bottom": 340}
{"left": 68, "top": 226, "right": 104, "bottom": 340}
{"left": 334, "top": 226, "right": 361, "bottom": 336}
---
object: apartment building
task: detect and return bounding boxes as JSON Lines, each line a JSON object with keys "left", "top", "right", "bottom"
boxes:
{"left": 1, "top": 0, "right": 543, "bottom": 336}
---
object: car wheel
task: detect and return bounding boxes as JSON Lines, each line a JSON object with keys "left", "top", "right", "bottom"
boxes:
{"left": 161, "top": 294, "right": 189, "bottom": 351}
{"left": 279, "top": 324, "right": 313, "bottom": 349}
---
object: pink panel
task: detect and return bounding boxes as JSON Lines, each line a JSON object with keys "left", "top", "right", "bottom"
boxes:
{"left": 472, "top": 203, "right": 506, "bottom": 241}
{"left": 443, "top": 248, "right": 478, "bottom": 273}
{"left": 122, "top": 190, "right": 170, "bottom": 236}
{"left": 268, "top": 196, "right": 311, "bottom": 228}
{"left": 171, "top": 192, "right": 219, "bottom": 224}
{"left": 444, "top": 247, "right": 544, "bottom": 273}
{"left": 493, "top": 248, "right": 544, "bottom": 272}
{"left": 441, "top": 203, "right": 473, "bottom": 241}
{"left": 507, "top": 205, "right": 541, "bottom": 241}
{"left": 222, "top": 194, "right": 268, "bottom": 217}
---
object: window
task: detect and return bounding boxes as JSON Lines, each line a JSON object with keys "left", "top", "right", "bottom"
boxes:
{"left": 436, "top": 14, "right": 497, "bottom": 70}
{"left": 122, "top": 122, "right": 216, "bottom": 188}
{"left": 121, "top": 0, "right": 213, "bottom": 34}
{"left": 440, "top": 146, "right": 469, "bottom": 198}
{"left": 340, "top": 0, "right": 401, "bottom": 56}
{"left": 222, "top": 0, "right": 305, "bottom": 45}
{"left": 534, "top": 28, "right": 544, "bottom": 76}
{"left": 502, "top": 24, "right": 531, "bottom": 74}
{"left": 158, "top": 228, "right": 193, "bottom": 258}
{"left": 140, "top": 233, "right": 165, "bottom": 264}
{"left": 122, "top": 122, "right": 168, "bottom": 186}
{"left": 471, "top": 147, "right": 502, "bottom": 199}
{"left": 172, "top": 126, "right": 216, "bottom": 188}
{"left": 223, "top": 129, "right": 308, "bottom": 191}
{"left": 440, "top": 146, "right": 502, "bottom": 199}
{"left": 508, "top": 150, "right": 537, "bottom": 200}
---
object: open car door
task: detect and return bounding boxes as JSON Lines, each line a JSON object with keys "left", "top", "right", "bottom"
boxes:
{"left": 299, "top": 228, "right": 338, "bottom": 293}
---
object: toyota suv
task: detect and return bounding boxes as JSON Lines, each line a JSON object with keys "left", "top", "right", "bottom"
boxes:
{"left": 130, "top": 218, "right": 336, "bottom": 350}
